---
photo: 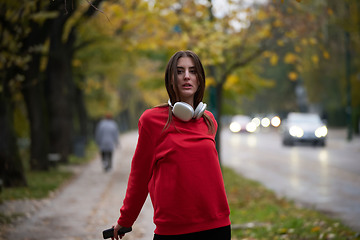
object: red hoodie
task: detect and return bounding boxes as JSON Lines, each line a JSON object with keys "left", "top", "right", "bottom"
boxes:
{"left": 118, "top": 106, "right": 230, "bottom": 235}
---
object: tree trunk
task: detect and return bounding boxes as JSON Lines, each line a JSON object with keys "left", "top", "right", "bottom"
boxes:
{"left": 215, "top": 81, "right": 224, "bottom": 164}
{"left": 44, "top": 0, "right": 104, "bottom": 162}
{"left": 73, "top": 85, "right": 89, "bottom": 157}
{"left": 45, "top": 17, "right": 75, "bottom": 163}
{"left": 21, "top": 20, "right": 50, "bottom": 171}
{"left": 0, "top": 79, "right": 27, "bottom": 187}
{"left": 22, "top": 76, "right": 50, "bottom": 170}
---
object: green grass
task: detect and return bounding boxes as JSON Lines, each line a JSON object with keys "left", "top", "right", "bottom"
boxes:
{"left": 1, "top": 169, "right": 73, "bottom": 201}
{"left": 223, "top": 167, "right": 360, "bottom": 240}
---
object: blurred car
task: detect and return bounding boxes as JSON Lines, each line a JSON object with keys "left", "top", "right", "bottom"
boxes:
{"left": 281, "top": 112, "right": 327, "bottom": 146}
{"left": 229, "top": 115, "right": 257, "bottom": 133}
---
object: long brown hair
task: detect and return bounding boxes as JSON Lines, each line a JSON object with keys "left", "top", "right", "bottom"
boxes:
{"left": 163, "top": 50, "right": 215, "bottom": 133}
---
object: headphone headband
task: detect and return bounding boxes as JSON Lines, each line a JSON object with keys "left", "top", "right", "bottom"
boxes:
{"left": 168, "top": 99, "right": 206, "bottom": 121}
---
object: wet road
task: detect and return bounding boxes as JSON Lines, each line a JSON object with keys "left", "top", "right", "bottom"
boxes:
{"left": 221, "top": 128, "right": 360, "bottom": 231}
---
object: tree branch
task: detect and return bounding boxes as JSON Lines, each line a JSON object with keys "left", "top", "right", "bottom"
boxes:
{"left": 84, "top": 0, "right": 110, "bottom": 22}
{"left": 221, "top": 44, "right": 267, "bottom": 84}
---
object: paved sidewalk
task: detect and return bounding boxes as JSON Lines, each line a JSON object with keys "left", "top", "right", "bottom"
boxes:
{"left": 0, "top": 131, "right": 155, "bottom": 240}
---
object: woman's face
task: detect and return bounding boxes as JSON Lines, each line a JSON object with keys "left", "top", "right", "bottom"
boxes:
{"left": 174, "top": 57, "right": 199, "bottom": 107}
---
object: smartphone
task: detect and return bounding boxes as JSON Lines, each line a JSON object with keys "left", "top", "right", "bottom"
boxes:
{"left": 102, "top": 227, "right": 132, "bottom": 239}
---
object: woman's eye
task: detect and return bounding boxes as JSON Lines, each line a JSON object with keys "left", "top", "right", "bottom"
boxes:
{"left": 177, "top": 70, "right": 184, "bottom": 74}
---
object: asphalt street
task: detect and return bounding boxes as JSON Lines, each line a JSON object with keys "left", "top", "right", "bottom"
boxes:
{"left": 221, "top": 127, "right": 360, "bottom": 232}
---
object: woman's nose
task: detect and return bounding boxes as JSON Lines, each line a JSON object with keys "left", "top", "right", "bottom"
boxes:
{"left": 184, "top": 70, "right": 190, "bottom": 79}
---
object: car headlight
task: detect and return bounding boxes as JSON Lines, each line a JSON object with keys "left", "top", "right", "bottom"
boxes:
{"left": 289, "top": 126, "right": 304, "bottom": 138}
{"left": 230, "top": 122, "right": 241, "bottom": 133}
{"left": 246, "top": 122, "right": 257, "bottom": 133}
{"left": 315, "top": 126, "right": 328, "bottom": 138}
{"left": 251, "top": 117, "right": 261, "bottom": 127}
{"left": 261, "top": 117, "right": 271, "bottom": 127}
{"left": 271, "top": 116, "right": 281, "bottom": 127}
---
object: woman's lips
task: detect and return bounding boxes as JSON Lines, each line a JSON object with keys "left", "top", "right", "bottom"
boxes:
{"left": 182, "top": 83, "right": 192, "bottom": 89}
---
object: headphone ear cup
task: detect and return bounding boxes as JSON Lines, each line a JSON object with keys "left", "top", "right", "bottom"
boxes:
{"left": 194, "top": 102, "right": 207, "bottom": 119}
{"left": 172, "top": 102, "right": 194, "bottom": 121}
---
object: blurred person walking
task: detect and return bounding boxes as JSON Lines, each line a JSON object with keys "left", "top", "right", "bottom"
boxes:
{"left": 109, "top": 50, "right": 231, "bottom": 240}
{"left": 95, "top": 114, "right": 119, "bottom": 172}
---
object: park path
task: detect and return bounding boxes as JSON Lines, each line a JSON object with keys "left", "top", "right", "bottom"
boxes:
{"left": 1, "top": 131, "right": 155, "bottom": 240}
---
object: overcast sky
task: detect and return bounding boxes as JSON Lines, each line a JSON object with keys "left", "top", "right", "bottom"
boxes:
{"left": 212, "top": 0, "right": 268, "bottom": 18}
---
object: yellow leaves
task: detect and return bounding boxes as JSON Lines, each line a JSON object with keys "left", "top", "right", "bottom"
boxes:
{"left": 84, "top": 78, "right": 101, "bottom": 94}
{"left": 270, "top": 54, "right": 279, "bottom": 66}
{"left": 262, "top": 51, "right": 272, "bottom": 58}
{"left": 224, "top": 75, "right": 239, "bottom": 91}
{"left": 206, "top": 77, "right": 216, "bottom": 88}
{"left": 284, "top": 53, "right": 297, "bottom": 64}
{"left": 323, "top": 51, "right": 330, "bottom": 59}
{"left": 301, "top": 38, "right": 308, "bottom": 46}
{"left": 277, "top": 39, "right": 285, "bottom": 46}
{"left": 134, "top": 58, "right": 167, "bottom": 106}
{"left": 278, "top": 228, "right": 288, "bottom": 234}
{"left": 258, "top": 25, "right": 272, "bottom": 39}
{"left": 309, "top": 38, "right": 317, "bottom": 45}
{"left": 257, "top": 9, "right": 268, "bottom": 21}
{"left": 273, "top": 19, "right": 283, "bottom": 28}
{"left": 31, "top": 11, "right": 59, "bottom": 23}
{"left": 223, "top": 66, "right": 275, "bottom": 97}
{"left": 288, "top": 71, "right": 298, "bottom": 81}
{"left": 262, "top": 51, "right": 279, "bottom": 66}
{"left": 327, "top": 8, "right": 334, "bottom": 16}
{"left": 84, "top": 75, "right": 122, "bottom": 117}
{"left": 311, "top": 226, "right": 321, "bottom": 232}
{"left": 108, "top": 4, "right": 125, "bottom": 17}
{"left": 195, "top": 31, "right": 227, "bottom": 65}
{"left": 311, "top": 55, "right": 319, "bottom": 65}
{"left": 72, "top": 59, "right": 82, "bottom": 67}
{"left": 294, "top": 46, "right": 302, "bottom": 53}
{"left": 285, "top": 31, "right": 297, "bottom": 39}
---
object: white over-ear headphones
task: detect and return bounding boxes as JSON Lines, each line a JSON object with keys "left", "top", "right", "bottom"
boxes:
{"left": 168, "top": 99, "right": 207, "bottom": 122}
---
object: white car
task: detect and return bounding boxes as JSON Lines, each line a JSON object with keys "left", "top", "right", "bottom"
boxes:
{"left": 281, "top": 112, "right": 327, "bottom": 146}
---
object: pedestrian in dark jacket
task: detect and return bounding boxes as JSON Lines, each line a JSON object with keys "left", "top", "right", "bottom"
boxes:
{"left": 95, "top": 114, "right": 119, "bottom": 171}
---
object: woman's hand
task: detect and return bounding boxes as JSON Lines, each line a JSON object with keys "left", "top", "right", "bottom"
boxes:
{"left": 111, "top": 222, "right": 125, "bottom": 240}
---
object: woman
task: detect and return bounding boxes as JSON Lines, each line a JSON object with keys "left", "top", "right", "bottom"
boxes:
{"left": 95, "top": 114, "right": 119, "bottom": 172}
{"left": 111, "top": 50, "right": 231, "bottom": 240}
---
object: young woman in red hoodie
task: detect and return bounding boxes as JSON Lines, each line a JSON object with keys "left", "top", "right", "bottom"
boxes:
{"left": 111, "top": 50, "right": 231, "bottom": 240}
